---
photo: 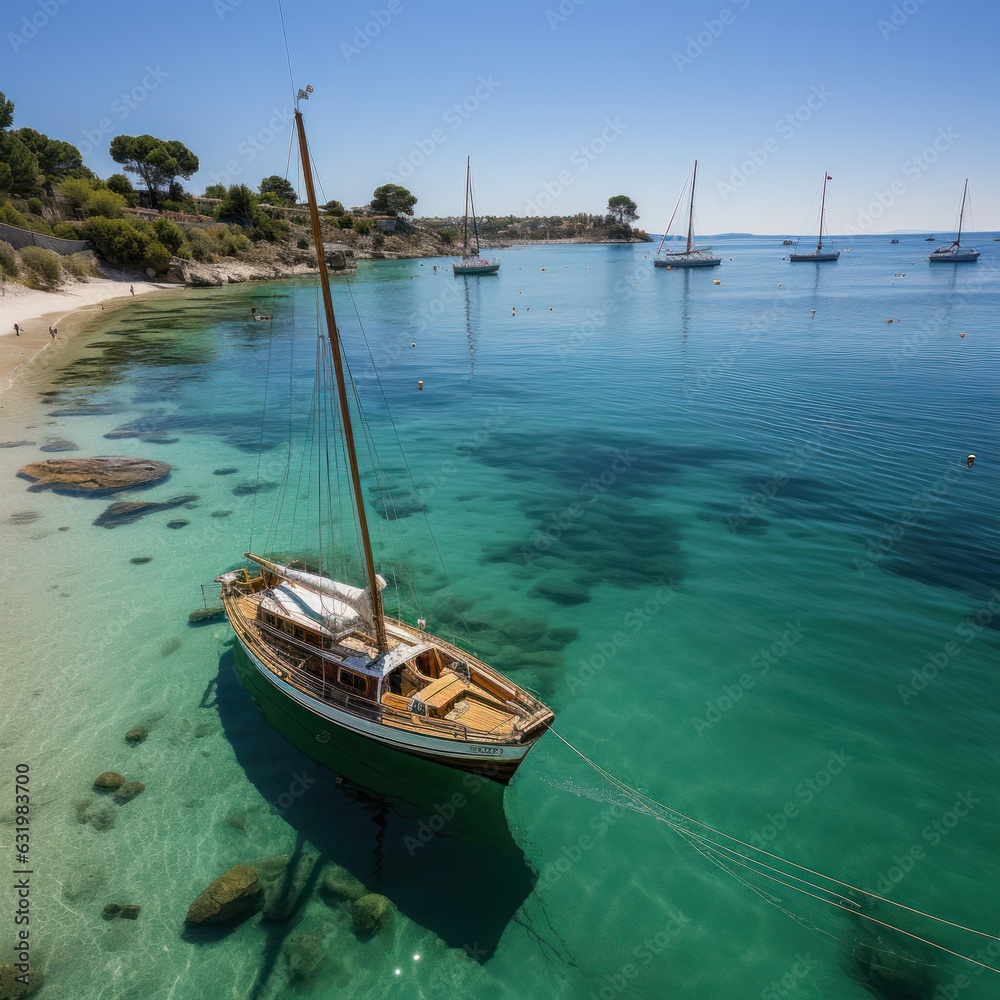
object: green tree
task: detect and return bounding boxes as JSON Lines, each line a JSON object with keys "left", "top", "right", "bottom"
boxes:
{"left": 607, "top": 195, "right": 638, "bottom": 226}
{"left": 0, "top": 91, "right": 13, "bottom": 132}
{"left": 258, "top": 175, "right": 297, "bottom": 205}
{"left": 86, "top": 188, "right": 127, "bottom": 219}
{"left": 203, "top": 183, "right": 226, "bottom": 199}
{"left": 59, "top": 178, "right": 97, "bottom": 216}
{"left": 0, "top": 134, "right": 41, "bottom": 197}
{"left": 109, "top": 134, "right": 199, "bottom": 207}
{"left": 13, "top": 128, "right": 83, "bottom": 179}
{"left": 321, "top": 199, "right": 346, "bottom": 217}
{"left": 216, "top": 184, "right": 280, "bottom": 241}
{"left": 106, "top": 173, "right": 134, "bottom": 196}
{"left": 370, "top": 183, "right": 416, "bottom": 218}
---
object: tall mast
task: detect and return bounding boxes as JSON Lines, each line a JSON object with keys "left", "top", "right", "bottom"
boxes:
{"left": 462, "top": 156, "right": 471, "bottom": 258}
{"left": 294, "top": 103, "right": 388, "bottom": 653}
{"left": 956, "top": 178, "right": 968, "bottom": 247}
{"left": 686, "top": 160, "right": 697, "bottom": 253}
{"left": 817, "top": 172, "right": 829, "bottom": 251}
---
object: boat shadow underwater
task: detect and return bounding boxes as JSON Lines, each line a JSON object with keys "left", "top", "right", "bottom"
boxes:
{"left": 212, "top": 647, "right": 536, "bottom": 958}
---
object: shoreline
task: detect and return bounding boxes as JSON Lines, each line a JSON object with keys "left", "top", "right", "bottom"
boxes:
{"left": 0, "top": 277, "right": 172, "bottom": 393}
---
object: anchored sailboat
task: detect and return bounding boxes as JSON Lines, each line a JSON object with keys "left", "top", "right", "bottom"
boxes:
{"left": 216, "top": 93, "right": 552, "bottom": 784}
{"left": 929, "top": 180, "right": 980, "bottom": 263}
{"left": 654, "top": 160, "right": 721, "bottom": 268}
{"left": 789, "top": 172, "right": 839, "bottom": 262}
{"left": 453, "top": 157, "right": 500, "bottom": 275}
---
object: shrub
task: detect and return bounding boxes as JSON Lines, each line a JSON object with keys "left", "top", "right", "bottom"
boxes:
{"left": 79, "top": 217, "right": 170, "bottom": 273}
{"left": 217, "top": 227, "right": 251, "bottom": 257}
{"left": 0, "top": 202, "right": 28, "bottom": 227}
{"left": 0, "top": 239, "right": 20, "bottom": 277}
{"left": 86, "top": 188, "right": 127, "bottom": 219}
{"left": 106, "top": 173, "right": 134, "bottom": 197}
{"left": 336, "top": 216, "right": 355, "bottom": 229}
{"left": 52, "top": 222, "right": 79, "bottom": 239}
{"left": 183, "top": 228, "right": 215, "bottom": 262}
{"left": 152, "top": 218, "right": 184, "bottom": 254}
{"left": 352, "top": 218, "right": 372, "bottom": 235}
{"left": 26, "top": 197, "right": 44, "bottom": 216}
{"left": 296, "top": 237, "right": 309, "bottom": 250}
{"left": 59, "top": 177, "right": 96, "bottom": 216}
{"left": 62, "top": 251, "right": 99, "bottom": 280}
{"left": 18, "top": 246, "right": 62, "bottom": 288}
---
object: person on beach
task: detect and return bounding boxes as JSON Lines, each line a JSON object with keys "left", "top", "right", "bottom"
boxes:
{"left": 130, "top": 285, "right": 135, "bottom": 296}
{"left": 49, "top": 326, "right": 57, "bottom": 339}
{"left": 13, "top": 323, "right": 20, "bottom": 336}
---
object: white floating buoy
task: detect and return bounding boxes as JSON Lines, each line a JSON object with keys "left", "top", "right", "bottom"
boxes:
{"left": 967, "top": 454, "right": 976, "bottom": 468}
{"left": 713, "top": 279, "right": 721, "bottom": 285}
{"left": 411, "top": 342, "right": 416, "bottom": 347}
{"left": 417, "top": 380, "right": 424, "bottom": 390}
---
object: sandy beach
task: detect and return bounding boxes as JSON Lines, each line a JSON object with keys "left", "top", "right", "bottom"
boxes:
{"left": 0, "top": 276, "right": 171, "bottom": 392}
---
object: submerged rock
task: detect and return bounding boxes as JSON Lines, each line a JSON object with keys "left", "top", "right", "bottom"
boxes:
{"left": 102, "top": 902, "right": 140, "bottom": 921}
{"left": 232, "top": 481, "right": 277, "bottom": 496}
{"left": 185, "top": 865, "right": 263, "bottom": 925}
{"left": 320, "top": 864, "right": 367, "bottom": 903}
{"left": 188, "top": 606, "right": 225, "bottom": 624}
{"left": 139, "top": 433, "right": 179, "bottom": 444}
{"left": 0, "top": 440, "right": 36, "bottom": 448}
{"left": 39, "top": 437, "right": 79, "bottom": 453}
{"left": 166, "top": 519, "right": 189, "bottom": 529}
{"left": 0, "top": 962, "right": 45, "bottom": 998}
{"left": 283, "top": 930, "right": 328, "bottom": 984}
{"left": 103, "top": 429, "right": 141, "bottom": 440}
{"left": 114, "top": 781, "right": 145, "bottom": 803}
{"left": 211, "top": 509, "right": 233, "bottom": 518}
{"left": 94, "top": 772, "right": 125, "bottom": 789}
{"left": 125, "top": 726, "right": 148, "bottom": 745}
{"left": 93, "top": 494, "right": 198, "bottom": 528}
{"left": 351, "top": 893, "right": 393, "bottom": 936}
{"left": 256, "top": 852, "right": 320, "bottom": 921}
{"left": 528, "top": 576, "right": 591, "bottom": 606}
{"left": 213, "top": 467, "right": 239, "bottom": 476}
{"left": 7, "top": 512, "right": 40, "bottom": 526}
{"left": 18, "top": 457, "right": 171, "bottom": 494}
{"left": 130, "top": 556, "right": 153, "bottom": 565}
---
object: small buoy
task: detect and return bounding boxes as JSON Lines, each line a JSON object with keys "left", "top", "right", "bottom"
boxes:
{"left": 967, "top": 454, "right": 976, "bottom": 468}
{"left": 540, "top": 267, "right": 545, "bottom": 271}
{"left": 960, "top": 332, "right": 966, "bottom": 338}
{"left": 778, "top": 282, "right": 782, "bottom": 287}
{"left": 417, "top": 380, "right": 424, "bottom": 390}
{"left": 885, "top": 318, "right": 894, "bottom": 324}
{"left": 519, "top": 290, "right": 523, "bottom": 294}
{"left": 549, "top": 307, "right": 553, "bottom": 311}
{"left": 810, "top": 309, "right": 816, "bottom": 314}
{"left": 894, "top": 273, "right": 905, "bottom": 278}
{"left": 411, "top": 342, "right": 416, "bottom": 348}
{"left": 526, "top": 307, "right": 530, "bottom": 312}
{"left": 713, "top": 279, "right": 721, "bottom": 285}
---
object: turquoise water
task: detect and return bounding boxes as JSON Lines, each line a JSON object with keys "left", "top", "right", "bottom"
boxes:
{"left": 1, "top": 235, "right": 998, "bottom": 998}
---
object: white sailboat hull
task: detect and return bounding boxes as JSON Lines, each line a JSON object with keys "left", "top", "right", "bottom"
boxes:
{"left": 654, "top": 254, "right": 721, "bottom": 268}
{"left": 789, "top": 251, "right": 840, "bottom": 262}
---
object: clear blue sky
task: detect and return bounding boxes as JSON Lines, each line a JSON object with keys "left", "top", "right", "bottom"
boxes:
{"left": 5, "top": 0, "right": 998, "bottom": 234}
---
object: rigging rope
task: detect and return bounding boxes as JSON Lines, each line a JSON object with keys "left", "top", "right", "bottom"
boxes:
{"left": 548, "top": 728, "right": 1000, "bottom": 976}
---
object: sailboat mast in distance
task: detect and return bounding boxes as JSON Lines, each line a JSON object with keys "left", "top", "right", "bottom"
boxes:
{"left": 789, "top": 171, "right": 840, "bottom": 262}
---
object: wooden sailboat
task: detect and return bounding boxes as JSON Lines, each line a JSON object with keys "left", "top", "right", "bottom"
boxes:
{"left": 653, "top": 160, "right": 721, "bottom": 268}
{"left": 216, "top": 93, "right": 552, "bottom": 784}
{"left": 453, "top": 157, "right": 500, "bottom": 275}
{"left": 789, "top": 172, "right": 839, "bottom": 262}
{"left": 928, "top": 180, "right": 980, "bottom": 263}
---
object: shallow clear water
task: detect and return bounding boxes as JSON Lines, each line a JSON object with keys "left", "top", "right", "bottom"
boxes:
{"left": 1, "top": 235, "right": 998, "bottom": 999}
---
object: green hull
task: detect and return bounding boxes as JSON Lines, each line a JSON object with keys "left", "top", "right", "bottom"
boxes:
{"left": 232, "top": 644, "right": 519, "bottom": 850}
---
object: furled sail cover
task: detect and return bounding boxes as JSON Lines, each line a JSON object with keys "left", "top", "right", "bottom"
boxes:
{"left": 247, "top": 554, "right": 386, "bottom": 628}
